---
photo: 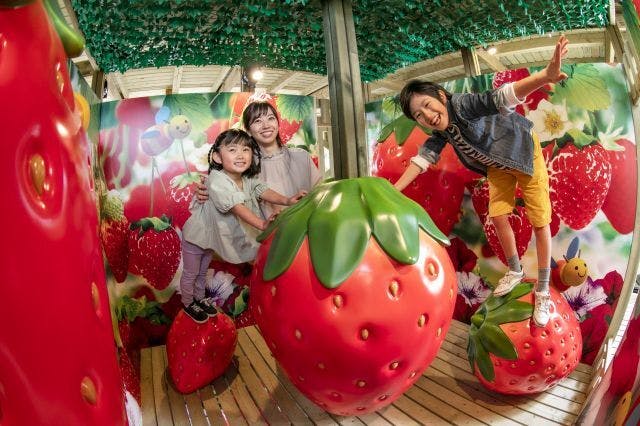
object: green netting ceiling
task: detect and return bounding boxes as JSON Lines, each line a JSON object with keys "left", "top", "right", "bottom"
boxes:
{"left": 72, "top": 0, "right": 609, "bottom": 82}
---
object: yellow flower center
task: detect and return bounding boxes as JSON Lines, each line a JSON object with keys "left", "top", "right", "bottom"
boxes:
{"left": 543, "top": 110, "right": 564, "bottom": 134}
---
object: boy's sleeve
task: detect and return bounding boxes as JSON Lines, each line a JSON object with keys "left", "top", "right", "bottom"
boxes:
{"left": 410, "top": 133, "right": 446, "bottom": 172}
{"left": 492, "top": 82, "right": 526, "bottom": 114}
{"left": 209, "top": 175, "right": 247, "bottom": 213}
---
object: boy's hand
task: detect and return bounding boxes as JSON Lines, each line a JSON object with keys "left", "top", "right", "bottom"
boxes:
{"left": 195, "top": 174, "right": 208, "bottom": 204}
{"left": 544, "top": 35, "right": 569, "bottom": 84}
{"left": 288, "top": 190, "right": 307, "bottom": 205}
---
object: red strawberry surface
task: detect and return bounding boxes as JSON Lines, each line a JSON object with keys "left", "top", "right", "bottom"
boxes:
{"left": 166, "top": 310, "right": 238, "bottom": 394}
{"left": 251, "top": 177, "right": 456, "bottom": 415}
{"left": 372, "top": 117, "right": 480, "bottom": 235}
{"left": 1, "top": 2, "right": 126, "bottom": 424}
{"left": 119, "top": 349, "right": 141, "bottom": 403}
{"left": 483, "top": 204, "right": 533, "bottom": 266}
{"left": 99, "top": 124, "right": 143, "bottom": 189}
{"left": 601, "top": 139, "right": 637, "bottom": 234}
{"left": 115, "top": 97, "right": 156, "bottom": 130}
{"left": 99, "top": 192, "right": 130, "bottom": 282}
{"left": 469, "top": 283, "right": 582, "bottom": 394}
{"left": 128, "top": 215, "right": 181, "bottom": 290}
{"left": 165, "top": 172, "right": 201, "bottom": 229}
{"left": 470, "top": 179, "right": 490, "bottom": 224}
{"left": 579, "top": 303, "right": 612, "bottom": 365}
{"left": 545, "top": 143, "right": 612, "bottom": 230}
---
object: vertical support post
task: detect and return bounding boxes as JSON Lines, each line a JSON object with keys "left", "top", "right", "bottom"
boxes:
{"left": 461, "top": 47, "right": 481, "bottom": 77}
{"left": 322, "top": 0, "right": 367, "bottom": 178}
{"left": 91, "top": 69, "right": 105, "bottom": 99}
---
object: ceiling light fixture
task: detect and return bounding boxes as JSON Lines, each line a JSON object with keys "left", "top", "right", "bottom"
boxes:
{"left": 486, "top": 46, "right": 497, "bottom": 55}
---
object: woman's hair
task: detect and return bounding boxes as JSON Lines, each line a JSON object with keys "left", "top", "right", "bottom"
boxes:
{"left": 242, "top": 101, "right": 283, "bottom": 147}
{"left": 208, "top": 129, "right": 261, "bottom": 177}
{"left": 399, "top": 80, "right": 452, "bottom": 121}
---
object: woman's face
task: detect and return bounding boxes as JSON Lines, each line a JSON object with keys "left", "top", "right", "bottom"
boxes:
{"left": 247, "top": 111, "right": 279, "bottom": 147}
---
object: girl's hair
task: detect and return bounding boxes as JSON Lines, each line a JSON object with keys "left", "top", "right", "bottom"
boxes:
{"left": 208, "top": 129, "right": 261, "bottom": 177}
{"left": 399, "top": 80, "right": 452, "bottom": 121}
{"left": 242, "top": 101, "right": 283, "bottom": 147}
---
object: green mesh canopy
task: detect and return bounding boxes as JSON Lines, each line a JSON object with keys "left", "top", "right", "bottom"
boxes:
{"left": 72, "top": 0, "right": 609, "bottom": 82}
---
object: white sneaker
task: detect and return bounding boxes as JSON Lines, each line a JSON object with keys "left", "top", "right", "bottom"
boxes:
{"left": 533, "top": 291, "right": 551, "bottom": 327}
{"left": 493, "top": 270, "right": 525, "bottom": 296}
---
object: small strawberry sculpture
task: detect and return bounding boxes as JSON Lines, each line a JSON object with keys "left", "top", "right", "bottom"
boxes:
{"left": 166, "top": 310, "right": 238, "bottom": 394}
{"left": 128, "top": 215, "right": 181, "bottom": 290}
{"left": 99, "top": 192, "right": 130, "bottom": 282}
{"left": 251, "top": 177, "right": 456, "bottom": 415}
{"left": 1, "top": 1, "right": 125, "bottom": 423}
{"left": 468, "top": 283, "right": 582, "bottom": 394}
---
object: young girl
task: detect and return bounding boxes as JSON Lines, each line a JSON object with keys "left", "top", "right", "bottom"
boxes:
{"left": 394, "top": 36, "right": 569, "bottom": 327}
{"left": 180, "top": 129, "right": 305, "bottom": 322}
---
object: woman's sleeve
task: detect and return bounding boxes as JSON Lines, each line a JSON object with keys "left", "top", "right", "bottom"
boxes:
{"left": 208, "top": 175, "right": 246, "bottom": 213}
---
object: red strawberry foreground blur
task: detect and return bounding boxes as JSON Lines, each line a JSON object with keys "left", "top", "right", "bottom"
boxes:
{"left": 251, "top": 177, "right": 456, "bottom": 415}
{"left": 1, "top": 1, "right": 126, "bottom": 424}
{"left": 468, "top": 283, "right": 582, "bottom": 394}
{"left": 166, "top": 310, "right": 237, "bottom": 393}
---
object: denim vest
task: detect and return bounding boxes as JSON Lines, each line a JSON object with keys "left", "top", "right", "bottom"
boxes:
{"left": 418, "top": 91, "right": 535, "bottom": 176}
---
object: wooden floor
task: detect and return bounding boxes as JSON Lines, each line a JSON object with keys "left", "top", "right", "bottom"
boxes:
{"left": 140, "top": 320, "right": 592, "bottom": 426}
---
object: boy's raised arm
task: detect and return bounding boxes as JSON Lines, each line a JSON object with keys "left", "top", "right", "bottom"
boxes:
{"left": 513, "top": 35, "right": 568, "bottom": 99}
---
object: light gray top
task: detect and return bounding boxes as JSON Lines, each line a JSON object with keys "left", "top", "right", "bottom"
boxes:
{"left": 258, "top": 146, "right": 321, "bottom": 217}
{"left": 182, "top": 169, "right": 269, "bottom": 264}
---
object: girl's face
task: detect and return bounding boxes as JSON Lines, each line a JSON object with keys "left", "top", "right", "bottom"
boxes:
{"left": 408, "top": 91, "right": 449, "bottom": 131}
{"left": 247, "top": 111, "right": 279, "bottom": 147}
{"left": 213, "top": 143, "right": 253, "bottom": 176}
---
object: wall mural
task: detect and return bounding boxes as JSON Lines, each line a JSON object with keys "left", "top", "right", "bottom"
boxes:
{"left": 367, "top": 63, "right": 636, "bottom": 369}
{"left": 96, "top": 91, "right": 317, "bottom": 401}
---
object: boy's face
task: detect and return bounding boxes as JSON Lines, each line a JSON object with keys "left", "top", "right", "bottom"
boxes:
{"left": 409, "top": 91, "right": 449, "bottom": 131}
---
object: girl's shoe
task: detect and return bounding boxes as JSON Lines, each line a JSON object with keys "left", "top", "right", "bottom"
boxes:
{"left": 493, "top": 270, "right": 525, "bottom": 296}
{"left": 195, "top": 298, "right": 218, "bottom": 316}
{"left": 184, "top": 302, "right": 208, "bottom": 323}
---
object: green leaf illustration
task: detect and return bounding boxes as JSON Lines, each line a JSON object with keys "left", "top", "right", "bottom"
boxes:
{"left": 276, "top": 95, "right": 314, "bottom": 122}
{"left": 566, "top": 128, "right": 597, "bottom": 149}
{"left": 163, "top": 94, "right": 214, "bottom": 134}
{"left": 551, "top": 64, "right": 611, "bottom": 111}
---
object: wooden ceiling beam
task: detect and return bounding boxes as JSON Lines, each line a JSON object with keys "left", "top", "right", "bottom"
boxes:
{"left": 113, "top": 72, "right": 129, "bottom": 99}
{"left": 303, "top": 77, "right": 329, "bottom": 96}
{"left": 221, "top": 66, "right": 242, "bottom": 92}
{"left": 211, "top": 65, "right": 233, "bottom": 92}
{"left": 268, "top": 71, "right": 302, "bottom": 92}
{"left": 171, "top": 67, "right": 183, "bottom": 94}
{"left": 476, "top": 47, "right": 507, "bottom": 72}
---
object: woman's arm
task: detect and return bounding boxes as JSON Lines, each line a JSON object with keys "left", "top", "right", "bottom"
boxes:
{"left": 513, "top": 35, "right": 568, "bottom": 99}
{"left": 261, "top": 189, "right": 306, "bottom": 206}
{"left": 231, "top": 204, "right": 267, "bottom": 230}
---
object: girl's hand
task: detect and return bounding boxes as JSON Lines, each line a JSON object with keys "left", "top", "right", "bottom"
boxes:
{"left": 195, "top": 174, "right": 208, "bottom": 203}
{"left": 288, "top": 190, "right": 307, "bottom": 205}
{"left": 544, "top": 35, "right": 569, "bottom": 84}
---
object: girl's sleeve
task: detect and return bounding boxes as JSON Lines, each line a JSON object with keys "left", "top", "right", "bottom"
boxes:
{"left": 411, "top": 133, "right": 446, "bottom": 171}
{"left": 208, "top": 175, "right": 247, "bottom": 213}
{"left": 251, "top": 178, "right": 270, "bottom": 200}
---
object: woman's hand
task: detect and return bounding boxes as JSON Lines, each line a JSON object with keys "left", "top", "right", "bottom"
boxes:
{"left": 195, "top": 174, "right": 208, "bottom": 204}
{"left": 287, "top": 190, "right": 307, "bottom": 205}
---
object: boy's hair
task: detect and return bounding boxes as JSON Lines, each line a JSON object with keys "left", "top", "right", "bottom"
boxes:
{"left": 242, "top": 101, "right": 284, "bottom": 147}
{"left": 399, "top": 80, "right": 452, "bottom": 121}
{"left": 208, "top": 129, "right": 261, "bottom": 177}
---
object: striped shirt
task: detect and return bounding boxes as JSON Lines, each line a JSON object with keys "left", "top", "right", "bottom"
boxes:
{"left": 445, "top": 124, "right": 509, "bottom": 171}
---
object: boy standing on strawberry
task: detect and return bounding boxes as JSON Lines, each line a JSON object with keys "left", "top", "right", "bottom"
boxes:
{"left": 395, "top": 35, "right": 569, "bottom": 327}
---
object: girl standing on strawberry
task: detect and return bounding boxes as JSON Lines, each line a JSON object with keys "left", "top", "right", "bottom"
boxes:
{"left": 394, "top": 35, "right": 570, "bottom": 327}
{"left": 180, "top": 129, "right": 306, "bottom": 322}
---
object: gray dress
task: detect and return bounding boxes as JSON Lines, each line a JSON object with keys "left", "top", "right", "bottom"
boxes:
{"left": 182, "top": 169, "right": 269, "bottom": 264}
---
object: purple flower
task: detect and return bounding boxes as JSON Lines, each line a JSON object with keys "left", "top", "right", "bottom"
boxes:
{"left": 457, "top": 272, "right": 490, "bottom": 306}
{"left": 563, "top": 280, "right": 607, "bottom": 319}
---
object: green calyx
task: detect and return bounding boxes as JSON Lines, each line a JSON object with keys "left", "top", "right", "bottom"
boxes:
{"left": 130, "top": 215, "right": 173, "bottom": 236}
{"left": 43, "top": 0, "right": 85, "bottom": 58}
{"left": 467, "top": 282, "right": 534, "bottom": 382}
{"left": 377, "top": 115, "right": 430, "bottom": 145}
{"left": 258, "top": 177, "right": 449, "bottom": 288}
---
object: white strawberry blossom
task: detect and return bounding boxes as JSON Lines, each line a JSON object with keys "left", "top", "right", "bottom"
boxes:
{"left": 457, "top": 272, "right": 491, "bottom": 306}
{"left": 526, "top": 99, "right": 571, "bottom": 142}
{"left": 562, "top": 278, "right": 607, "bottom": 319}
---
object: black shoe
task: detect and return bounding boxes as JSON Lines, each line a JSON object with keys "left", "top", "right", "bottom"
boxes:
{"left": 184, "top": 302, "right": 208, "bottom": 323}
{"left": 195, "top": 298, "right": 218, "bottom": 317}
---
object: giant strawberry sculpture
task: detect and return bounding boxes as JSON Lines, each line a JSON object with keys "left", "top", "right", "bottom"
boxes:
{"left": 468, "top": 283, "right": 582, "bottom": 394}
{"left": 0, "top": 1, "right": 126, "bottom": 424}
{"left": 251, "top": 177, "right": 456, "bottom": 415}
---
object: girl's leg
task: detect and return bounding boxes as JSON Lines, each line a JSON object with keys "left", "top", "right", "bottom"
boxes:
{"left": 193, "top": 250, "right": 214, "bottom": 301}
{"left": 180, "top": 240, "right": 205, "bottom": 307}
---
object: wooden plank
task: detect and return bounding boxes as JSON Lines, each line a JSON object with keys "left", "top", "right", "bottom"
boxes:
{"left": 402, "top": 385, "right": 484, "bottom": 425}
{"left": 150, "top": 346, "right": 174, "bottom": 426}
{"left": 237, "top": 330, "right": 313, "bottom": 424}
{"left": 141, "top": 348, "right": 157, "bottom": 426}
{"left": 244, "top": 326, "right": 339, "bottom": 425}
{"left": 375, "top": 404, "right": 421, "bottom": 426}
{"left": 161, "top": 349, "right": 191, "bottom": 426}
{"left": 412, "top": 375, "right": 519, "bottom": 425}
{"left": 223, "top": 356, "right": 266, "bottom": 425}
{"left": 183, "top": 391, "right": 208, "bottom": 426}
{"left": 391, "top": 393, "right": 449, "bottom": 425}
{"left": 209, "top": 375, "right": 248, "bottom": 425}
{"left": 198, "top": 385, "right": 227, "bottom": 425}
{"left": 425, "top": 363, "right": 559, "bottom": 426}
{"left": 354, "top": 412, "right": 393, "bottom": 426}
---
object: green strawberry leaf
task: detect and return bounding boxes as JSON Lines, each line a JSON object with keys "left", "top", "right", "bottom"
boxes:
{"left": 485, "top": 300, "right": 533, "bottom": 324}
{"left": 260, "top": 177, "right": 449, "bottom": 287}
{"left": 377, "top": 120, "right": 395, "bottom": 143}
{"left": 566, "top": 128, "right": 597, "bottom": 149}
{"left": 275, "top": 95, "right": 314, "bottom": 122}
{"left": 478, "top": 323, "right": 518, "bottom": 360}
{"left": 551, "top": 64, "right": 611, "bottom": 111}
{"left": 467, "top": 331, "right": 478, "bottom": 374}
{"left": 475, "top": 336, "right": 495, "bottom": 382}
{"left": 381, "top": 96, "right": 402, "bottom": 121}
{"left": 394, "top": 115, "right": 417, "bottom": 145}
{"left": 163, "top": 94, "right": 214, "bottom": 134}
{"left": 485, "top": 282, "right": 533, "bottom": 311}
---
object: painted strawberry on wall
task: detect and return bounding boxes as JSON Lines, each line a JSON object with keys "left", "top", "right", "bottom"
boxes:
{"left": 0, "top": 1, "right": 126, "bottom": 424}
{"left": 372, "top": 114, "right": 480, "bottom": 235}
{"left": 251, "top": 177, "right": 456, "bottom": 415}
{"left": 468, "top": 283, "right": 582, "bottom": 394}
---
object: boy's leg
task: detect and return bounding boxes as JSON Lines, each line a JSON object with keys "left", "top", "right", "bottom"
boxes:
{"left": 487, "top": 169, "right": 524, "bottom": 296}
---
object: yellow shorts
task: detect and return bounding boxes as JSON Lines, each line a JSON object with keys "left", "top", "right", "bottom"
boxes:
{"left": 487, "top": 132, "right": 551, "bottom": 228}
